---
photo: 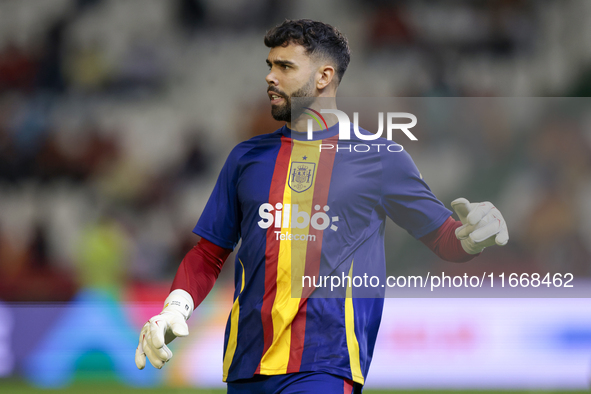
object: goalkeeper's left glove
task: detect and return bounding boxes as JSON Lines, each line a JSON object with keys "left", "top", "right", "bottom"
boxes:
{"left": 451, "top": 198, "right": 509, "bottom": 254}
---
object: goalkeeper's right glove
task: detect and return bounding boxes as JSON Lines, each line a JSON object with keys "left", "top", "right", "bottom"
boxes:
{"left": 135, "top": 289, "right": 194, "bottom": 369}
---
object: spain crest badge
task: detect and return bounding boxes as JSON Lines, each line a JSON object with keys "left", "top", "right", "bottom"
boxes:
{"left": 288, "top": 162, "right": 316, "bottom": 193}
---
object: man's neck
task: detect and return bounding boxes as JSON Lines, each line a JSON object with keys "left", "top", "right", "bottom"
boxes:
{"left": 287, "top": 96, "right": 338, "bottom": 131}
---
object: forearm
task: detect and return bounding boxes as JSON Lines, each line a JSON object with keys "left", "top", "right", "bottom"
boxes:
{"left": 419, "top": 216, "right": 477, "bottom": 263}
{"left": 171, "top": 238, "right": 232, "bottom": 308}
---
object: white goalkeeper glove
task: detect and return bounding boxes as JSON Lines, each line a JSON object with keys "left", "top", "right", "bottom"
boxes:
{"left": 451, "top": 198, "right": 509, "bottom": 255}
{"left": 135, "top": 289, "right": 194, "bottom": 369}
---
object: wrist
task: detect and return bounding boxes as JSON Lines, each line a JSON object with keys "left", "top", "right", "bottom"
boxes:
{"left": 162, "top": 289, "right": 194, "bottom": 320}
{"left": 460, "top": 239, "right": 485, "bottom": 255}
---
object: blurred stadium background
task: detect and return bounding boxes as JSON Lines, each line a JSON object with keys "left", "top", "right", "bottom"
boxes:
{"left": 1, "top": 0, "right": 591, "bottom": 392}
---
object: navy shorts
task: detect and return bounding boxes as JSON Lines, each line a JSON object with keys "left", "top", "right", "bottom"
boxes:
{"left": 227, "top": 372, "right": 362, "bottom": 394}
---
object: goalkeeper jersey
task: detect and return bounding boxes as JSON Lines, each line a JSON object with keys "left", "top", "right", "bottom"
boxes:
{"left": 193, "top": 123, "right": 451, "bottom": 384}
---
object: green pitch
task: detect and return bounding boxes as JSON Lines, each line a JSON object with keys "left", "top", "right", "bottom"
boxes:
{"left": 0, "top": 380, "right": 587, "bottom": 394}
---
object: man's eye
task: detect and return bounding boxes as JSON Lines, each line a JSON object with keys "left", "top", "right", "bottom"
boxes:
{"left": 283, "top": 65, "right": 290, "bottom": 69}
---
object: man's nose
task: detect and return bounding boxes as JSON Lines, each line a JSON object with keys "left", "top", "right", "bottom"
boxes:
{"left": 266, "top": 70, "right": 278, "bottom": 86}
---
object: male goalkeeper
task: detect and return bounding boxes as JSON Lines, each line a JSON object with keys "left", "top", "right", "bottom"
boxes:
{"left": 135, "top": 19, "right": 508, "bottom": 394}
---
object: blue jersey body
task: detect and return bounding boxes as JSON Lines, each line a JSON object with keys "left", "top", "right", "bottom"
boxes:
{"left": 194, "top": 123, "right": 451, "bottom": 384}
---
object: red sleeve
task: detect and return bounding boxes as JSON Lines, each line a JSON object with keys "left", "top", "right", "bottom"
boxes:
{"left": 419, "top": 216, "right": 477, "bottom": 263}
{"left": 171, "top": 238, "right": 232, "bottom": 308}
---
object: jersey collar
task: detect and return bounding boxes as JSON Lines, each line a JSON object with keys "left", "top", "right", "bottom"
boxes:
{"left": 281, "top": 122, "right": 341, "bottom": 141}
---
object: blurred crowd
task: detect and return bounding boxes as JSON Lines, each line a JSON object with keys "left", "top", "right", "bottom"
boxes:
{"left": 0, "top": 0, "right": 590, "bottom": 301}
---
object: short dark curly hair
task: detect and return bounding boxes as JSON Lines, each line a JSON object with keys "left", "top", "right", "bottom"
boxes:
{"left": 264, "top": 19, "right": 350, "bottom": 84}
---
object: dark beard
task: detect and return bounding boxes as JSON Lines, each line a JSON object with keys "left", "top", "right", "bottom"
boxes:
{"left": 271, "top": 76, "right": 316, "bottom": 122}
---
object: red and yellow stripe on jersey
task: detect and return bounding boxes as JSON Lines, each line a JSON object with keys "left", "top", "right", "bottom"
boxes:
{"left": 256, "top": 137, "right": 339, "bottom": 376}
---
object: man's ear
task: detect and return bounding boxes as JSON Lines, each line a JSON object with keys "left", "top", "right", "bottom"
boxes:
{"left": 316, "top": 64, "right": 336, "bottom": 90}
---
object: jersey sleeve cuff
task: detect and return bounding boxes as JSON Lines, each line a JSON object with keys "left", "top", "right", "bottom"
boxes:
{"left": 409, "top": 209, "right": 453, "bottom": 239}
{"left": 192, "top": 227, "right": 237, "bottom": 250}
